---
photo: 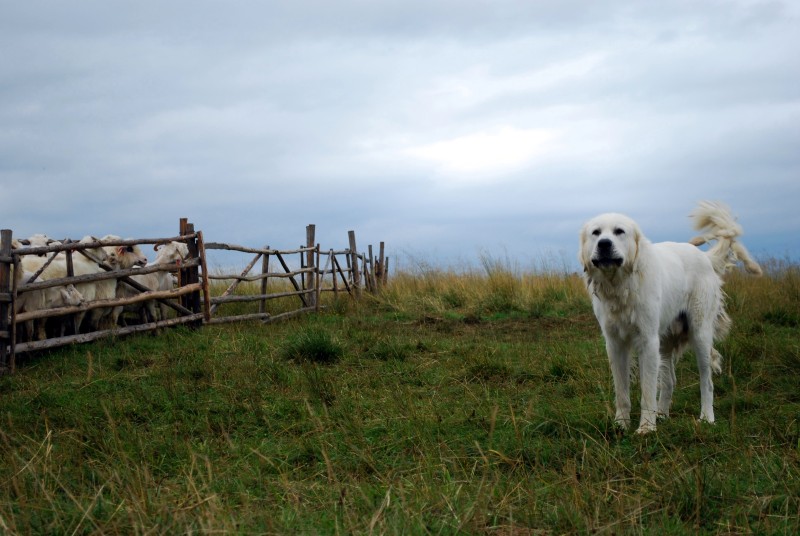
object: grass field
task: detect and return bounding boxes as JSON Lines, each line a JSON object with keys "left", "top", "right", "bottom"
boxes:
{"left": 0, "top": 258, "right": 798, "bottom": 534}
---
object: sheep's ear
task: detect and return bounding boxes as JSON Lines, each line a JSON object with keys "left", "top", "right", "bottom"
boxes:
{"left": 116, "top": 245, "right": 126, "bottom": 256}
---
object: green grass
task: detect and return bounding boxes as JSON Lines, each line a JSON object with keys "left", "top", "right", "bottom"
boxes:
{"left": 0, "top": 259, "right": 798, "bottom": 534}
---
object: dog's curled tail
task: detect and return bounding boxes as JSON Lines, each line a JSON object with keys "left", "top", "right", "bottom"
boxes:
{"left": 689, "top": 201, "right": 762, "bottom": 276}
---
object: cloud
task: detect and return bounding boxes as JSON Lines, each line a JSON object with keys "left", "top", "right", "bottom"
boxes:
{"left": 405, "top": 126, "right": 558, "bottom": 177}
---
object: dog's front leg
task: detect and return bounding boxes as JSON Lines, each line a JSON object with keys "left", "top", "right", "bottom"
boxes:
{"left": 657, "top": 349, "right": 677, "bottom": 418}
{"left": 636, "top": 336, "right": 661, "bottom": 434}
{"left": 606, "top": 337, "right": 632, "bottom": 429}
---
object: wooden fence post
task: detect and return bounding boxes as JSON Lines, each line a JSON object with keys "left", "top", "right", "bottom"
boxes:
{"left": 378, "top": 241, "right": 386, "bottom": 288}
{"left": 180, "top": 219, "right": 203, "bottom": 328}
{"left": 368, "top": 244, "right": 375, "bottom": 293}
{"left": 188, "top": 223, "right": 201, "bottom": 326}
{"left": 315, "top": 244, "right": 321, "bottom": 312}
{"left": 330, "top": 250, "right": 338, "bottom": 297}
{"left": 259, "top": 245, "right": 270, "bottom": 315}
{"left": 180, "top": 218, "right": 189, "bottom": 312}
{"left": 306, "top": 225, "right": 316, "bottom": 308}
{"left": 197, "top": 230, "right": 211, "bottom": 323}
{"left": 348, "top": 230, "right": 361, "bottom": 298}
{"left": 0, "top": 229, "right": 13, "bottom": 373}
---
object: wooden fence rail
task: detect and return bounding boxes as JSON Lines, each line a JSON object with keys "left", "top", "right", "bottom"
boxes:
{"left": 0, "top": 221, "right": 387, "bottom": 373}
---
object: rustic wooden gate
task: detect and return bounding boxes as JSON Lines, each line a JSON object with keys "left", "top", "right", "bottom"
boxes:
{"left": 0, "top": 222, "right": 388, "bottom": 373}
{"left": 0, "top": 221, "right": 207, "bottom": 372}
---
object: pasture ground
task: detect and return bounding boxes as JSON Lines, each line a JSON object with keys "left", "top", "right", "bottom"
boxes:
{"left": 0, "top": 259, "right": 798, "bottom": 534}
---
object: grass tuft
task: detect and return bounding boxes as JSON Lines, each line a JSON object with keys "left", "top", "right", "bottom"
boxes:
{"left": 363, "top": 338, "right": 412, "bottom": 361}
{"left": 279, "top": 327, "right": 344, "bottom": 364}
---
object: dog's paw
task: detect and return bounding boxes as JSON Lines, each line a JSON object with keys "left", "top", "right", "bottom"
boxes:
{"left": 698, "top": 414, "right": 716, "bottom": 425}
{"left": 635, "top": 422, "right": 657, "bottom": 435}
{"left": 613, "top": 418, "right": 630, "bottom": 432}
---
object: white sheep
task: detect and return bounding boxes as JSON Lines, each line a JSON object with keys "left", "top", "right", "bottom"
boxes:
{"left": 99, "top": 235, "right": 149, "bottom": 269}
{"left": 15, "top": 234, "right": 61, "bottom": 250}
{"left": 14, "top": 269, "right": 84, "bottom": 341}
{"left": 92, "top": 235, "right": 150, "bottom": 329}
{"left": 20, "top": 235, "right": 147, "bottom": 332}
{"left": 21, "top": 240, "right": 112, "bottom": 332}
{"left": 115, "top": 241, "right": 189, "bottom": 324}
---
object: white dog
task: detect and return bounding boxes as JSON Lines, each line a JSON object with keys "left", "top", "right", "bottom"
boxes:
{"left": 579, "top": 201, "right": 761, "bottom": 434}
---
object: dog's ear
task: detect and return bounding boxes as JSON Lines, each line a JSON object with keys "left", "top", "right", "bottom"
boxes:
{"left": 629, "top": 223, "right": 644, "bottom": 270}
{"left": 577, "top": 224, "right": 592, "bottom": 270}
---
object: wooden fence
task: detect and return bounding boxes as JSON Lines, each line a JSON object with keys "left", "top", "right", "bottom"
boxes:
{"left": 0, "top": 221, "right": 388, "bottom": 373}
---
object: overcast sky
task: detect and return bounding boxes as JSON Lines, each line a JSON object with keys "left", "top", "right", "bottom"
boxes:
{"left": 2, "top": 1, "right": 798, "bottom": 271}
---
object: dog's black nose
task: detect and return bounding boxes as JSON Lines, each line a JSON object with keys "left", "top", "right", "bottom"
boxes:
{"left": 597, "top": 238, "right": 613, "bottom": 250}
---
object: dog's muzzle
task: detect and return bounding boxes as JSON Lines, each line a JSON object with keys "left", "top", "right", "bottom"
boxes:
{"left": 591, "top": 238, "right": 623, "bottom": 268}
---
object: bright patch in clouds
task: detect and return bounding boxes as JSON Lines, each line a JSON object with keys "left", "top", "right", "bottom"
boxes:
{"left": 407, "top": 126, "right": 557, "bottom": 176}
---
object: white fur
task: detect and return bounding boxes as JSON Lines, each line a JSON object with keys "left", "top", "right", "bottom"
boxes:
{"left": 19, "top": 235, "right": 148, "bottom": 331}
{"left": 115, "top": 241, "right": 189, "bottom": 324}
{"left": 579, "top": 201, "right": 760, "bottom": 434}
{"left": 14, "top": 269, "right": 84, "bottom": 341}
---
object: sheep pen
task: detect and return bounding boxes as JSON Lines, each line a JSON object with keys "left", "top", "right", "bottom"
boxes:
{"left": 0, "top": 221, "right": 388, "bottom": 373}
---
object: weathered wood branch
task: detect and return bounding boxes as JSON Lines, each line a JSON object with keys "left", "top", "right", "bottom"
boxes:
{"left": 15, "top": 234, "right": 197, "bottom": 258}
{"left": 13, "top": 313, "right": 205, "bottom": 353}
{"left": 20, "top": 259, "right": 199, "bottom": 293}
{"left": 205, "top": 242, "right": 314, "bottom": 256}
{"left": 206, "top": 267, "right": 315, "bottom": 282}
{"left": 263, "top": 307, "right": 318, "bottom": 324}
{"left": 210, "top": 288, "right": 314, "bottom": 305}
{"left": 206, "top": 312, "right": 271, "bottom": 325}
{"left": 15, "top": 283, "right": 203, "bottom": 323}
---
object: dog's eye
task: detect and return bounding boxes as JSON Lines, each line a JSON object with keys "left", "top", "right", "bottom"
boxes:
{"left": 613, "top": 228, "right": 625, "bottom": 236}
{"left": 591, "top": 229, "right": 601, "bottom": 237}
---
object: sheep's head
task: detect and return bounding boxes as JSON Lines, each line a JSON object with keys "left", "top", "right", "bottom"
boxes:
{"left": 154, "top": 241, "right": 189, "bottom": 264}
{"left": 99, "top": 235, "right": 148, "bottom": 268}
{"left": 102, "top": 250, "right": 121, "bottom": 269}
{"left": 116, "top": 244, "right": 148, "bottom": 268}
{"left": 16, "top": 234, "right": 61, "bottom": 256}
{"left": 60, "top": 284, "right": 84, "bottom": 306}
{"left": 26, "top": 234, "right": 56, "bottom": 248}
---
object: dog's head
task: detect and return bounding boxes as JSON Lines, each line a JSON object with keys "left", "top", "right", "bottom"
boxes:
{"left": 579, "top": 213, "right": 643, "bottom": 276}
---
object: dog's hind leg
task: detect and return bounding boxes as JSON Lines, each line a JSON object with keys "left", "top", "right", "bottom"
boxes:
{"left": 658, "top": 320, "right": 690, "bottom": 419}
{"left": 692, "top": 328, "right": 717, "bottom": 424}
